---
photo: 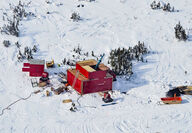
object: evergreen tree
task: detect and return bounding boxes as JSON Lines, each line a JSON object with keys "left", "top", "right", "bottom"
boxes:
{"left": 174, "top": 22, "right": 187, "bottom": 41}
{"left": 108, "top": 42, "right": 148, "bottom": 79}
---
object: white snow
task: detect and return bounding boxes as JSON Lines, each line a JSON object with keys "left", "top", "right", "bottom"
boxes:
{"left": 1, "top": 0, "right": 192, "bottom": 132}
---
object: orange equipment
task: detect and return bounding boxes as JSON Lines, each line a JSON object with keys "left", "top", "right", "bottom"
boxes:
{"left": 161, "top": 93, "right": 182, "bottom": 104}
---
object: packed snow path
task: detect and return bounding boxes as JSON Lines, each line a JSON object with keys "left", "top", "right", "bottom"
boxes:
{"left": 0, "top": 0, "right": 192, "bottom": 132}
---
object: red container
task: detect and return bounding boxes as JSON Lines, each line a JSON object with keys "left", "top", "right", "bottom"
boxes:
{"left": 22, "top": 59, "right": 45, "bottom": 77}
{"left": 67, "top": 59, "right": 113, "bottom": 95}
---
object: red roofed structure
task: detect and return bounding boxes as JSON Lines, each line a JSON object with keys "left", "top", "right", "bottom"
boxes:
{"left": 22, "top": 59, "right": 45, "bottom": 77}
{"left": 67, "top": 59, "right": 113, "bottom": 95}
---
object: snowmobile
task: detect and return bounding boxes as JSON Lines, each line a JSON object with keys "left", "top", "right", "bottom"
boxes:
{"left": 102, "top": 92, "right": 113, "bottom": 103}
{"left": 39, "top": 72, "right": 50, "bottom": 87}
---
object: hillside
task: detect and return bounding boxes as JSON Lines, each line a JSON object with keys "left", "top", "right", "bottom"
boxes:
{"left": 0, "top": 0, "right": 192, "bottom": 132}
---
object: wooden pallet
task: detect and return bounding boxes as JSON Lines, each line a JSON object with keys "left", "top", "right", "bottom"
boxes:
{"left": 62, "top": 99, "right": 72, "bottom": 103}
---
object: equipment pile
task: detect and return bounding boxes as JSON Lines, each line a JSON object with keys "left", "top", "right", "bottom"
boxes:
{"left": 21, "top": 56, "right": 117, "bottom": 112}
{"left": 160, "top": 86, "right": 192, "bottom": 105}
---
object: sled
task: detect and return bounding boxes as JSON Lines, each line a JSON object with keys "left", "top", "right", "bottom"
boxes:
{"left": 161, "top": 94, "right": 182, "bottom": 104}
{"left": 46, "top": 60, "right": 54, "bottom": 68}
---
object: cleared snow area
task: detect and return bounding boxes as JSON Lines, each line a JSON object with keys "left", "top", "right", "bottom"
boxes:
{"left": 1, "top": 0, "right": 192, "bottom": 132}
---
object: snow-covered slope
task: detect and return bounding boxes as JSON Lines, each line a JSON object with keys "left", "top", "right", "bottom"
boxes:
{"left": 1, "top": 0, "right": 192, "bottom": 132}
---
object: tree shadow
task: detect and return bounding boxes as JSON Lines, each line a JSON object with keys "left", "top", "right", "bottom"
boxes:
{"left": 112, "top": 52, "right": 158, "bottom": 93}
{"left": 187, "top": 28, "right": 192, "bottom": 41}
{"left": 187, "top": 34, "right": 192, "bottom": 41}
{"left": 112, "top": 68, "right": 151, "bottom": 93}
